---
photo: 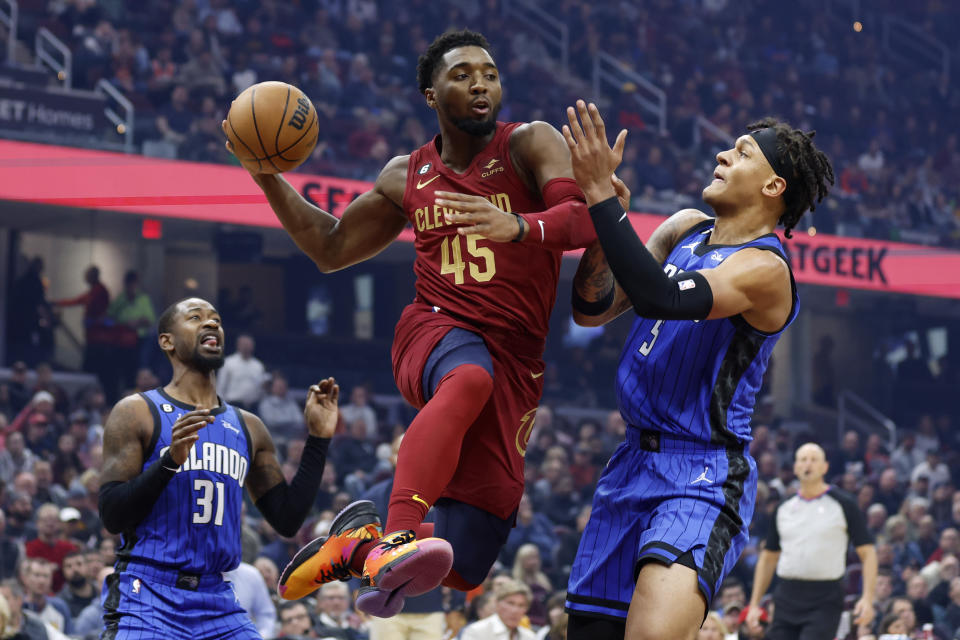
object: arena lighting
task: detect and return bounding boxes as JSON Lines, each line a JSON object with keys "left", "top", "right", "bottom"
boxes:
{"left": 1, "top": 139, "right": 960, "bottom": 299}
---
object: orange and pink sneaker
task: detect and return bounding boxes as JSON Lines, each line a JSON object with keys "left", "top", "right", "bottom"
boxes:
{"left": 277, "top": 500, "right": 382, "bottom": 601}
{"left": 355, "top": 530, "right": 454, "bottom": 618}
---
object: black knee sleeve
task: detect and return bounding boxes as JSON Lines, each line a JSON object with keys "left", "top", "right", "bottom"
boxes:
{"left": 567, "top": 613, "right": 627, "bottom": 640}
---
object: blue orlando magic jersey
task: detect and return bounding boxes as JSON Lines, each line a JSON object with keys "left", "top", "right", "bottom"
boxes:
{"left": 617, "top": 219, "right": 798, "bottom": 445}
{"left": 117, "top": 388, "right": 252, "bottom": 574}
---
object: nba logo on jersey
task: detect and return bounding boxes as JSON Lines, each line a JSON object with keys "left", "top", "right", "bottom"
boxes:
{"left": 418, "top": 163, "right": 431, "bottom": 175}
{"left": 131, "top": 579, "right": 140, "bottom": 595}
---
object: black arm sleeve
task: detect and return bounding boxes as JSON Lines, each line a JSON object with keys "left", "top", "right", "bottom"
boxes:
{"left": 255, "top": 435, "right": 330, "bottom": 537}
{"left": 589, "top": 197, "right": 714, "bottom": 320}
{"left": 98, "top": 451, "right": 178, "bottom": 534}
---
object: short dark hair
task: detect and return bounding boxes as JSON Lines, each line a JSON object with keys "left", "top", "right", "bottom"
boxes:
{"left": 746, "top": 118, "right": 835, "bottom": 238}
{"left": 123, "top": 270, "right": 139, "bottom": 286}
{"left": 158, "top": 298, "right": 203, "bottom": 336}
{"left": 416, "top": 29, "right": 491, "bottom": 94}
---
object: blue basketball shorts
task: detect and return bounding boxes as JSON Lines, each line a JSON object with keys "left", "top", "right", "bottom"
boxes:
{"left": 565, "top": 429, "right": 757, "bottom": 621}
{"left": 101, "top": 562, "right": 261, "bottom": 640}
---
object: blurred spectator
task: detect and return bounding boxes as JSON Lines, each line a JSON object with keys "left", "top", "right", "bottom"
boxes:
{"left": 4, "top": 361, "right": 34, "bottom": 418}
{"left": 217, "top": 334, "right": 266, "bottom": 411}
{"left": 223, "top": 561, "right": 278, "bottom": 639}
{"left": 277, "top": 600, "right": 317, "bottom": 639}
{"left": 57, "top": 550, "right": 94, "bottom": 619}
{"left": 698, "top": 611, "right": 728, "bottom": 640}
{"left": 912, "top": 451, "right": 950, "bottom": 495}
{"left": 6, "top": 258, "right": 54, "bottom": 366}
{"left": 339, "top": 385, "right": 377, "bottom": 441}
{"left": 22, "top": 558, "right": 72, "bottom": 635}
{"left": 73, "top": 566, "right": 114, "bottom": 638}
{"left": 502, "top": 494, "right": 557, "bottom": 569}
{"left": 53, "top": 266, "right": 114, "bottom": 399}
{"left": 154, "top": 84, "right": 194, "bottom": 149}
{"left": 511, "top": 544, "right": 552, "bottom": 627}
{"left": 0, "top": 430, "right": 37, "bottom": 485}
{"left": 889, "top": 596, "right": 918, "bottom": 638}
{"left": 461, "top": 579, "right": 535, "bottom": 640}
{"left": 258, "top": 372, "right": 304, "bottom": 436}
{"left": 0, "top": 579, "right": 71, "bottom": 640}
{"left": 315, "top": 581, "right": 365, "bottom": 636}
{"left": 24, "top": 503, "right": 79, "bottom": 593}
{"left": 33, "top": 363, "right": 69, "bottom": 416}
{"left": 107, "top": 270, "right": 156, "bottom": 385}
{"left": 905, "top": 573, "right": 934, "bottom": 627}
{"left": 330, "top": 416, "right": 375, "bottom": 481}
{"left": 893, "top": 433, "right": 925, "bottom": 480}
{"left": 876, "top": 468, "right": 905, "bottom": 516}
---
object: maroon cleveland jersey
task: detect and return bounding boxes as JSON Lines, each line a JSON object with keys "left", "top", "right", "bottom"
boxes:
{"left": 401, "top": 122, "right": 561, "bottom": 349}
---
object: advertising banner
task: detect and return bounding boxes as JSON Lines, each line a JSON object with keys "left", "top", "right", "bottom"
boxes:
{"left": 1, "top": 139, "right": 958, "bottom": 298}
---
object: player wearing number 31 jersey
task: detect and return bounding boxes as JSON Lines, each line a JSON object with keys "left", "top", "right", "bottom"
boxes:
{"left": 98, "top": 298, "right": 340, "bottom": 639}
{"left": 229, "top": 30, "right": 599, "bottom": 617}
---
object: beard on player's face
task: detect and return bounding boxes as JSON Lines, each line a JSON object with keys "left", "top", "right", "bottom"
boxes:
{"left": 450, "top": 101, "right": 501, "bottom": 137}
{"left": 188, "top": 343, "right": 225, "bottom": 374}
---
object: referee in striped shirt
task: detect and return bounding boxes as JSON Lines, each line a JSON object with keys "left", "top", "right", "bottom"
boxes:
{"left": 745, "top": 443, "right": 877, "bottom": 639}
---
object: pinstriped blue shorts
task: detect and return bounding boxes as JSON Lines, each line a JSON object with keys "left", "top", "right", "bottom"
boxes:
{"left": 101, "top": 564, "right": 261, "bottom": 640}
{"left": 565, "top": 429, "right": 756, "bottom": 621}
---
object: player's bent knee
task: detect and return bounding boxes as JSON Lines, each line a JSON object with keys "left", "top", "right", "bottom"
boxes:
{"left": 441, "top": 364, "right": 493, "bottom": 399}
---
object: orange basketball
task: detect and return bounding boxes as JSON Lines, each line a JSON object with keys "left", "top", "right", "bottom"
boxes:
{"left": 225, "top": 81, "right": 319, "bottom": 174}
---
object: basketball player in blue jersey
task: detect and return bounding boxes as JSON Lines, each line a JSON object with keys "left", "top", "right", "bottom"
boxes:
{"left": 98, "top": 297, "right": 339, "bottom": 640}
{"left": 558, "top": 101, "right": 834, "bottom": 640}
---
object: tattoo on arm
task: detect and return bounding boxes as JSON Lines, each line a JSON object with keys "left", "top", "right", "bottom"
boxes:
{"left": 573, "top": 241, "right": 614, "bottom": 302}
{"left": 646, "top": 209, "right": 710, "bottom": 264}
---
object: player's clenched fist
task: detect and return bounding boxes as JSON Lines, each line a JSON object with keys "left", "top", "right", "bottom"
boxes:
{"left": 304, "top": 377, "right": 340, "bottom": 439}
{"left": 169, "top": 408, "right": 215, "bottom": 466}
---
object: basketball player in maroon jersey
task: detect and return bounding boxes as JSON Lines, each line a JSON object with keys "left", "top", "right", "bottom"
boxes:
{"left": 224, "top": 29, "right": 609, "bottom": 617}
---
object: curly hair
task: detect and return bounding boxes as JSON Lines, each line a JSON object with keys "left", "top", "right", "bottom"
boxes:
{"left": 746, "top": 117, "right": 835, "bottom": 238}
{"left": 416, "top": 29, "right": 491, "bottom": 95}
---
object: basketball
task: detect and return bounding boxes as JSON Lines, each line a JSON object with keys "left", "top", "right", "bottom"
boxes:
{"left": 225, "top": 81, "right": 319, "bottom": 174}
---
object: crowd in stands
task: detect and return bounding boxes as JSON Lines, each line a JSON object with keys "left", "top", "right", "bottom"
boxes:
{"left": 5, "top": 0, "right": 959, "bottom": 247}
{"left": 3, "top": 329, "right": 960, "bottom": 639}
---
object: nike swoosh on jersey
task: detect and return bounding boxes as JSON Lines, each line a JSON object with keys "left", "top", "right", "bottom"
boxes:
{"left": 416, "top": 175, "right": 440, "bottom": 189}
{"left": 530, "top": 371, "right": 544, "bottom": 379}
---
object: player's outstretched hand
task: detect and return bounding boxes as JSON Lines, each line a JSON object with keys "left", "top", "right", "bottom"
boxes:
{"left": 169, "top": 408, "right": 215, "bottom": 466}
{"left": 561, "top": 100, "right": 628, "bottom": 205}
{"left": 436, "top": 191, "right": 520, "bottom": 243}
{"left": 221, "top": 119, "right": 262, "bottom": 175}
{"left": 304, "top": 377, "right": 340, "bottom": 439}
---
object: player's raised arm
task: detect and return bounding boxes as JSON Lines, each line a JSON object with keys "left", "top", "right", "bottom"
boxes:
{"left": 99, "top": 396, "right": 214, "bottom": 534}
{"left": 562, "top": 100, "right": 793, "bottom": 329}
{"left": 439, "top": 121, "right": 598, "bottom": 249}
{"left": 242, "top": 378, "right": 340, "bottom": 537}
{"left": 224, "top": 122, "right": 408, "bottom": 273}
{"left": 571, "top": 194, "right": 710, "bottom": 327}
